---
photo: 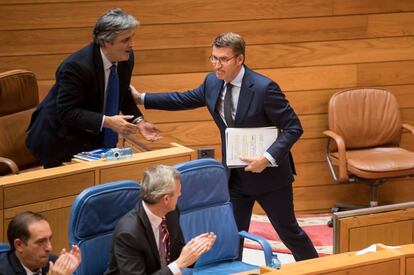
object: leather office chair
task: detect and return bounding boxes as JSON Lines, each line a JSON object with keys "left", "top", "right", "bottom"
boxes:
{"left": 68, "top": 180, "right": 140, "bottom": 275}
{"left": 175, "top": 158, "right": 279, "bottom": 274}
{"left": 0, "top": 69, "right": 39, "bottom": 175}
{"left": 324, "top": 88, "right": 414, "bottom": 213}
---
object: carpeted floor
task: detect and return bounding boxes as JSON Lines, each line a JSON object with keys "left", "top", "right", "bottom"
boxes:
{"left": 245, "top": 213, "right": 333, "bottom": 256}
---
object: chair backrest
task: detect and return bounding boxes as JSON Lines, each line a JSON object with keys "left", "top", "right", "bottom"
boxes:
{"left": 328, "top": 88, "right": 402, "bottom": 150}
{"left": 0, "top": 69, "right": 39, "bottom": 174}
{"left": 68, "top": 180, "right": 140, "bottom": 275}
{"left": 0, "top": 243, "right": 11, "bottom": 254}
{"left": 175, "top": 158, "right": 240, "bottom": 267}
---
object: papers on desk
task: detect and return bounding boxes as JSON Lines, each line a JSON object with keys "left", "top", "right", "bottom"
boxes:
{"left": 73, "top": 148, "right": 110, "bottom": 161}
{"left": 225, "top": 127, "right": 278, "bottom": 167}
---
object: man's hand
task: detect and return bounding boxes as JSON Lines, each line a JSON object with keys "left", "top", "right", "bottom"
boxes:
{"left": 176, "top": 232, "right": 216, "bottom": 269}
{"left": 130, "top": 85, "right": 142, "bottom": 105}
{"left": 103, "top": 115, "right": 138, "bottom": 136}
{"left": 137, "top": 120, "right": 161, "bottom": 141}
{"left": 240, "top": 156, "right": 269, "bottom": 173}
{"left": 48, "top": 245, "right": 81, "bottom": 275}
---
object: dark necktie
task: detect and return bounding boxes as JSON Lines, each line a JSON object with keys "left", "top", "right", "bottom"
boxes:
{"left": 103, "top": 64, "right": 119, "bottom": 147}
{"left": 224, "top": 82, "right": 234, "bottom": 127}
{"left": 159, "top": 218, "right": 170, "bottom": 266}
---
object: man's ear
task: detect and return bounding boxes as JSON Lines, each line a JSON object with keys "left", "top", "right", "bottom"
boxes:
{"left": 102, "top": 40, "right": 111, "bottom": 48}
{"left": 163, "top": 194, "right": 170, "bottom": 204}
{"left": 14, "top": 238, "right": 24, "bottom": 252}
{"left": 237, "top": 54, "right": 244, "bottom": 65}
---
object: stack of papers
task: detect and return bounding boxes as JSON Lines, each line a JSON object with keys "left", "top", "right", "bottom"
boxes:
{"left": 225, "top": 127, "right": 278, "bottom": 167}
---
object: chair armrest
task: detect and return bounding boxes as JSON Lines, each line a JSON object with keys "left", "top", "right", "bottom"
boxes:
{"left": 323, "top": 130, "right": 348, "bottom": 183}
{"left": 0, "top": 157, "right": 19, "bottom": 175}
{"left": 403, "top": 124, "right": 414, "bottom": 135}
{"left": 239, "top": 231, "right": 280, "bottom": 268}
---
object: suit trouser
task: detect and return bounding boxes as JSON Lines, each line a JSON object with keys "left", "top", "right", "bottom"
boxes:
{"left": 229, "top": 173, "right": 318, "bottom": 261}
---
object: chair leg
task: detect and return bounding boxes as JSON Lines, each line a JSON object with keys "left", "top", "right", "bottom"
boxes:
{"left": 369, "top": 185, "right": 378, "bottom": 207}
{"left": 369, "top": 180, "right": 383, "bottom": 207}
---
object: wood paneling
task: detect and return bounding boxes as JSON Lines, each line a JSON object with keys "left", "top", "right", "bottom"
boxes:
{"left": 336, "top": 208, "right": 414, "bottom": 253}
{"left": 349, "top": 220, "right": 413, "bottom": 251}
{"left": 3, "top": 12, "right": 414, "bottom": 57}
{"left": 99, "top": 156, "right": 190, "bottom": 183}
{"left": 333, "top": 0, "right": 414, "bottom": 15}
{"left": 3, "top": 171, "right": 94, "bottom": 208}
{"left": 0, "top": 0, "right": 333, "bottom": 30}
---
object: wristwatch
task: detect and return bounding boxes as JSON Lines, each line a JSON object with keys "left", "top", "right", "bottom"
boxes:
{"left": 132, "top": 116, "right": 144, "bottom": 124}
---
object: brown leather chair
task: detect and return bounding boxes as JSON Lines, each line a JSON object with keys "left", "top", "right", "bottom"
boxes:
{"left": 324, "top": 88, "right": 414, "bottom": 211}
{"left": 0, "top": 70, "right": 40, "bottom": 175}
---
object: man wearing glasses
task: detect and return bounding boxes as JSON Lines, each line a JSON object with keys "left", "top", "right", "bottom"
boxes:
{"left": 132, "top": 32, "right": 318, "bottom": 261}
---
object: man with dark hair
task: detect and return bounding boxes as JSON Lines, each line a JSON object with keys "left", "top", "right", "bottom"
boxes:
{"left": 106, "top": 165, "right": 216, "bottom": 274}
{"left": 132, "top": 32, "right": 318, "bottom": 261}
{"left": 0, "top": 211, "right": 80, "bottom": 275}
{"left": 26, "top": 8, "right": 160, "bottom": 168}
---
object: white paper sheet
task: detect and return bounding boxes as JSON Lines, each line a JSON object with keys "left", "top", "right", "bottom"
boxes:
{"left": 225, "top": 127, "right": 278, "bottom": 167}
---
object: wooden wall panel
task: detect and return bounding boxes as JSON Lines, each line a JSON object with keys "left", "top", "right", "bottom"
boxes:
{"left": 1, "top": 0, "right": 414, "bottom": 213}
{"left": 3, "top": 12, "right": 414, "bottom": 57}
{"left": 0, "top": 0, "right": 333, "bottom": 30}
{"left": 333, "top": 0, "right": 414, "bottom": 15}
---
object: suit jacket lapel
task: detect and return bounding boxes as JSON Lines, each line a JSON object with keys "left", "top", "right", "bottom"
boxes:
{"left": 93, "top": 44, "right": 105, "bottom": 112}
{"left": 137, "top": 202, "right": 161, "bottom": 265}
{"left": 234, "top": 68, "right": 254, "bottom": 125}
{"left": 213, "top": 79, "right": 225, "bottom": 112}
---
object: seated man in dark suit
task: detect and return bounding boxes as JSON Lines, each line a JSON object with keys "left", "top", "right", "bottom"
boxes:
{"left": 0, "top": 211, "right": 81, "bottom": 275}
{"left": 105, "top": 165, "right": 216, "bottom": 275}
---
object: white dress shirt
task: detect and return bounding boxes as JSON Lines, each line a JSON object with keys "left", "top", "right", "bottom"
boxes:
{"left": 142, "top": 202, "right": 181, "bottom": 275}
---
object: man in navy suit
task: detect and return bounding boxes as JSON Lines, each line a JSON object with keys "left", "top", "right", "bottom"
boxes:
{"left": 132, "top": 32, "right": 318, "bottom": 261}
{"left": 105, "top": 165, "right": 216, "bottom": 274}
{"left": 0, "top": 211, "right": 81, "bottom": 275}
{"left": 25, "top": 8, "right": 160, "bottom": 168}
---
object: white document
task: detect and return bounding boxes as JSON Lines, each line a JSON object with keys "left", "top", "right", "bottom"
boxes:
{"left": 225, "top": 127, "right": 278, "bottom": 167}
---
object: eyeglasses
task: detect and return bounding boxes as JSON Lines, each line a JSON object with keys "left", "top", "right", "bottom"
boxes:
{"left": 209, "top": 55, "right": 237, "bottom": 65}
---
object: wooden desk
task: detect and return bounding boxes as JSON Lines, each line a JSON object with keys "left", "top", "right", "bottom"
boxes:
{"left": 235, "top": 244, "right": 413, "bottom": 275}
{"left": 0, "top": 143, "right": 195, "bottom": 252}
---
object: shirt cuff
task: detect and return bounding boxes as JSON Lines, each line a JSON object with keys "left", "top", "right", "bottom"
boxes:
{"left": 100, "top": 116, "right": 105, "bottom": 131}
{"left": 168, "top": 261, "right": 182, "bottom": 275}
{"left": 141, "top": 93, "right": 146, "bottom": 105}
{"left": 263, "top": 152, "right": 278, "bottom": 167}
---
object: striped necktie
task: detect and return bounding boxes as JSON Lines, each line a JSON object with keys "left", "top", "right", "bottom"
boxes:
{"left": 159, "top": 218, "right": 170, "bottom": 266}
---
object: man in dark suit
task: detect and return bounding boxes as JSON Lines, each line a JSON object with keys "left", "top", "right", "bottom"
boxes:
{"left": 132, "top": 32, "right": 318, "bottom": 261}
{"left": 0, "top": 211, "right": 81, "bottom": 275}
{"left": 105, "top": 165, "right": 216, "bottom": 275}
{"left": 25, "top": 8, "right": 160, "bottom": 168}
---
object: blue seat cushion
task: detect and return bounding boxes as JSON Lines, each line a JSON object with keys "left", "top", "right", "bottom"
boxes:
{"left": 190, "top": 261, "right": 258, "bottom": 275}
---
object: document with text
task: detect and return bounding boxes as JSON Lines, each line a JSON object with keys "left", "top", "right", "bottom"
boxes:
{"left": 225, "top": 127, "right": 278, "bottom": 167}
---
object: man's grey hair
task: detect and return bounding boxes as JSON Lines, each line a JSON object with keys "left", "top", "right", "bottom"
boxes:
{"left": 93, "top": 8, "right": 139, "bottom": 46}
{"left": 212, "top": 32, "right": 246, "bottom": 59}
{"left": 140, "top": 165, "right": 180, "bottom": 204}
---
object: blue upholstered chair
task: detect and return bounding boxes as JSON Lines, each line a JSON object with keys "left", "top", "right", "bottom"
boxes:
{"left": 0, "top": 243, "right": 11, "bottom": 254}
{"left": 175, "top": 158, "right": 279, "bottom": 274}
{"left": 68, "top": 180, "right": 140, "bottom": 275}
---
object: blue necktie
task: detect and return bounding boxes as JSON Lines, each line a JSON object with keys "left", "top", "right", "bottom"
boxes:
{"left": 103, "top": 64, "right": 119, "bottom": 147}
